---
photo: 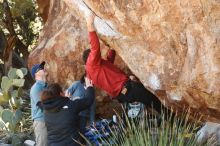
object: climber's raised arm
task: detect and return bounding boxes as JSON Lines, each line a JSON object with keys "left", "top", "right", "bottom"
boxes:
{"left": 86, "top": 13, "right": 95, "bottom": 32}
{"left": 83, "top": 13, "right": 101, "bottom": 66}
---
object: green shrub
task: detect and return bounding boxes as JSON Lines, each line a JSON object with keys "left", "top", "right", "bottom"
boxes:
{"left": 85, "top": 108, "right": 217, "bottom": 146}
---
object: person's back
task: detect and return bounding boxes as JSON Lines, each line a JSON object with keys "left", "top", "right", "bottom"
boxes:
{"left": 42, "top": 79, "right": 94, "bottom": 146}
{"left": 67, "top": 81, "right": 85, "bottom": 98}
{"left": 43, "top": 98, "right": 81, "bottom": 146}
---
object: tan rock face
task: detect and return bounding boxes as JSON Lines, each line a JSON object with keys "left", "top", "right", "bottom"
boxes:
{"left": 36, "top": 0, "right": 50, "bottom": 22}
{"left": 29, "top": 0, "right": 220, "bottom": 122}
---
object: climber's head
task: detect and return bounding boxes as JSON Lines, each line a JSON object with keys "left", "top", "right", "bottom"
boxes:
{"left": 82, "top": 49, "right": 91, "bottom": 64}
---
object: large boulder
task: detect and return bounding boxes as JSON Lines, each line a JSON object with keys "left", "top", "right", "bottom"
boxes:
{"left": 29, "top": 0, "right": 220, "bottom": 122}
{"left": 196, "top": 122, "right": 220, "bottom": 145}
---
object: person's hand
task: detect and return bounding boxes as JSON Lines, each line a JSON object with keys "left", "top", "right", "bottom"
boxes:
{"left": 85, "top": 77, "right": 93, "bottom": 88}
{"left": 65, "top": 90, "right": 71, "bottom": 97}
{"left": 86, "top": 13, "right": 95, "bottom": 31}
{"left": 86, "top": 12, "right": 95, "bottom": 25}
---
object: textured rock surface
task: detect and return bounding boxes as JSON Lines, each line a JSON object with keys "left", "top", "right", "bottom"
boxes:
{"left": 29, "top": 0, "right": 220, "bottom": 122}
{"left": 196, "top": 122, "right": 220, "bottom": 145}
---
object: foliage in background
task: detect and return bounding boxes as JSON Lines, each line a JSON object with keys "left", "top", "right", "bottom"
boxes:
{"left": 0, "top": 0, "right": 42, "bottom": 76}
{"left": 2, "top": 0, "right": 41, "bottom": 47}
{"left": 0, "top": 67, "right": 28, "bottom": 146}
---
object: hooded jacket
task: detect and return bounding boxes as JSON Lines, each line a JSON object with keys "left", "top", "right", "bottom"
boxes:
{"left": 42, "top": 87, "right": 95, "bottom": 146}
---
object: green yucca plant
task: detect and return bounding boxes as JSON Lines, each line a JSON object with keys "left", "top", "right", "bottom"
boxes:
{"left": 84, "top": 106, "right": 217, "bottom": 146}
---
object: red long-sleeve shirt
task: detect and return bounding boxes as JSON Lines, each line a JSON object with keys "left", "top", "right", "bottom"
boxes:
{"left": 86, "top": 31, "right": 129, "bottom": 97}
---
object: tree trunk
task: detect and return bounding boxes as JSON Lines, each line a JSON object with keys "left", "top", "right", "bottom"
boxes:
{"left": 0, "top": 29, "right": 7, "bottom": 59}
{"left": 2, "top": 0, "right": 29, "bottom": 69}
{"left": 3, "top": 50, "right": 12, "bottom": 75}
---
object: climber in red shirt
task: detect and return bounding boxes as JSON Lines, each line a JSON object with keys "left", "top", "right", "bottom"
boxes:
{"left": 83, "top": 13, "right": 173, "bottom": 117}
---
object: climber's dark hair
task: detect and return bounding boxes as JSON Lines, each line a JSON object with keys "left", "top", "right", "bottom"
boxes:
{"left": 82, "top": 49, "right": 91, "bottom": 64}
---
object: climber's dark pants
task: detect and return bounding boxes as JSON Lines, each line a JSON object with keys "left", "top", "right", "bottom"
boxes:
{"left": 116, "top": 80, "right": 173, "bottom": 119}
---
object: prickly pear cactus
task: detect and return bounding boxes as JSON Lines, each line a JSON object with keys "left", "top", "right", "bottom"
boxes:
{"left": 0, "top": 67, "right": 27, "bottom": 145}
{"left": 0, "top": 68, "right": 27, "bottom": 105}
